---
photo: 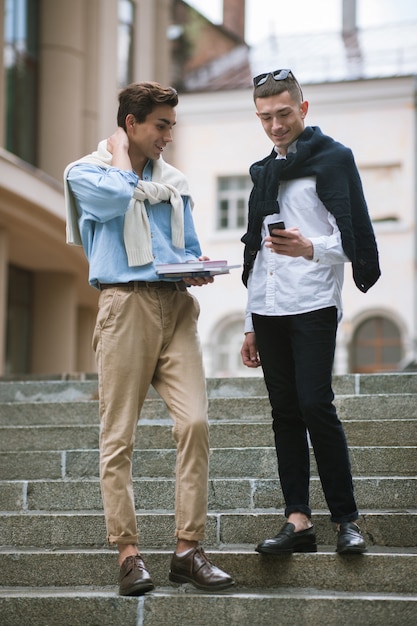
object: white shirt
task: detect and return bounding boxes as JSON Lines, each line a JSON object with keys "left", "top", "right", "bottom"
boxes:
{"left": 245, "top": 156, "right": 349, "bottom": 333}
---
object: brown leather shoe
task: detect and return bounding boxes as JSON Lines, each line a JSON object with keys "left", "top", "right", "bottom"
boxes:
{"left": 118, "top": 554, "right": 155, "bottom": 596}
{"left": 169, "top": 546, "right": 235, "bottom": 591}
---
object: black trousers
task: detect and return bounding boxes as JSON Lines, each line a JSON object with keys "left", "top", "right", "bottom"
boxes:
{"left": 253, "top": 307, "right": 358, "bottom": 524}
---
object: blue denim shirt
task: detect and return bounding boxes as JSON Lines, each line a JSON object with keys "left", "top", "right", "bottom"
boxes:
{"left": 67, "top": 160, "right": 202, "bottom": 289}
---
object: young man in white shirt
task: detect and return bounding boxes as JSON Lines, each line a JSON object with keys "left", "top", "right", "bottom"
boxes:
{"left": 240, "top": 69, "right": 380, "bottom": 555}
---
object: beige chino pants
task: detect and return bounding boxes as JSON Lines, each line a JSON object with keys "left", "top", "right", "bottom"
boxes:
{"left": 92, "top": 283, "right": 209, "bottom": 546}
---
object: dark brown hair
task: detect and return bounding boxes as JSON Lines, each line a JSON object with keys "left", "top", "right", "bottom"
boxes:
{"left": 117, "top": 82, "right": 178, "bottom": 129}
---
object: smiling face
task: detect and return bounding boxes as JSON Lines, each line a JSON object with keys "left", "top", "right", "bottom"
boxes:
{"left": 125, "top": 104, "right": 177, "bottom": 171}
{"left": 255, "top": 91, "right": 308, "bottom": 155}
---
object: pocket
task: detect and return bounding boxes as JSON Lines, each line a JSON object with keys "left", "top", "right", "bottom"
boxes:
{"left": 280, "top": 177, "right": 319, "bottom": 212}
{"left": 92, "top": 289, "right": 123, "bottom": 351}
{"left": 187, "top": 290, "right": 201, "bottom": 319}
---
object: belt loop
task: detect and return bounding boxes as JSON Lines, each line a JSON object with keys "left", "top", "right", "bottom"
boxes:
{"left": 133, "top": 281, "right": 140, "bottom": 292}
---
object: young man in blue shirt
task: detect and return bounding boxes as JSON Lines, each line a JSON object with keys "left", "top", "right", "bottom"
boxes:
{"left": 65, "top": 82, "right": 234, "bottom": 595}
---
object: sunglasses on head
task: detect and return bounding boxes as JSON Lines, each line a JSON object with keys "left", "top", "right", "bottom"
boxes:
{"left": 252, "top": 68, "right": 303, "bottom": 99}
{"left": 253, "top": 68, "right": 293, "bottom": 87}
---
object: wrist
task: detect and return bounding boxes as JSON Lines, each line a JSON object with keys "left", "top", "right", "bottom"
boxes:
{"left": 303, "top": 241, "right": 314, "bottom": 261}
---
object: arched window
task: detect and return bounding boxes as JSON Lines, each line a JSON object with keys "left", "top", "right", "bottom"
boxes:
{"left": 351, "top": 316, "right": 402, "bottom": 373}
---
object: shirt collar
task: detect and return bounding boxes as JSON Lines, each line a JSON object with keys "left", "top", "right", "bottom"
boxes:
{"left": 274, "top": 140, "right": 298, "bottom": 160}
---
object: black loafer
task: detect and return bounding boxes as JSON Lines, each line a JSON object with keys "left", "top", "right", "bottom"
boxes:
{"left": 336, "top": 522, "right": 367, "bottom": 554}
{"left": 255, "top": 522, "right": 317, "bottom": 555}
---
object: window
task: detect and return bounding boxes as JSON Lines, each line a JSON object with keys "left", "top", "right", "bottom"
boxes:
{"left": 4, "top": 0, "right": 40, "bottom": 165}
{"left": 359, "top": 163, "right": 403, "bottom": 222}
{"left": 118, "top": 0, "right": 135, "bottom": 87}
{"left": 6, "top": 265, "right": 33, "bottom": 375}
{"left": 217, "top": 176, "right": 251, "bottom": 230}
{"left": 351, "top": 316, "right": 402, "bottom": 373}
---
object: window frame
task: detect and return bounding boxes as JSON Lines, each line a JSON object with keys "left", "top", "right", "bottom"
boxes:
{"left": 216, "top": 175, "right": 251, "bottom": 231}
{"left": 351, "top": 315, "right": 403, "bottom": 373}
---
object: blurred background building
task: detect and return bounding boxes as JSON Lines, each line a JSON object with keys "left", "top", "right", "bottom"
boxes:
{"left": 0, "top": 0, "right": 416, "bottom": 378}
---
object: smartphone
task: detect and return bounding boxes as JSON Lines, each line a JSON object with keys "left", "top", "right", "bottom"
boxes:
{"left": 268, "top": 220, "right": 286, "bottom": 235}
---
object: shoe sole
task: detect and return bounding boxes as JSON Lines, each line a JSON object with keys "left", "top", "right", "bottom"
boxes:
{"left": 256, "top": 543, "right": 318, "bottom": 555}
{"left": 169, "top": 572, "right": 236, "bottom": 591}
{"left": 119, "top": 582, "right": 155, "bottom": 596}
{"left": 337, "top": 546, "right": 367, "bottom": 555}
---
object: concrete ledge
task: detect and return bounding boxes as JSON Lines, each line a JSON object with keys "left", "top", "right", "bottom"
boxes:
{"left": 1, "top": 394, "right": 416, "bottom": 427}
{"left": 1, "top": 510, "right": 416, "bottom": 549}
{"left": 0, "top": 587, "right": 416, "bottom": 626}
{"left": 0, "top": 548, "right": 416, "bottom": 594}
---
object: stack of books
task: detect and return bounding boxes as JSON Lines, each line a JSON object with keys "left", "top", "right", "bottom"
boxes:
{"left": 155, "top": 260, "right": 240, "bottom": 279}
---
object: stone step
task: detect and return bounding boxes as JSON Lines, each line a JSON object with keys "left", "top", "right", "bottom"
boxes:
{"left": 1, "top": 475, "right": 416, "bottom": 514}
{"left": 0, "top": 372, "right": 416, "bottom": 402}
{"left": 0, "top": 375, "right": 415, "bottom": 624}
{"left": 1, "top": 417, "right": 416, "bottom": 450}
{"left": 1, "top": 509, "right": 415, "bottom": 549}
{"left": 1, "top": 374, "right": 415, "bottom": 625}
{"left": 0, "top": 547, "right": 416, "bottom": 594}
{"left": 0, "top": 393, "right": 416, "bottom": 426}
{"left": 0, "top": 444, "right": 415, "bottom": 478}
{"left": 5, "top": 472, "right": 417, "bottom": 513}
{"left": 1, "top": 587, "right": 416, "bottom": 626}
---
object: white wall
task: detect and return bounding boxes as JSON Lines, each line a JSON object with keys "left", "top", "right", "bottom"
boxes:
{"left": 174, "top": 77, "right": 416, "bottom": 375}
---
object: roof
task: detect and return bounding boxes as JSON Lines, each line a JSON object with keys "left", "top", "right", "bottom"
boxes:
{"left": 183, "top": 21, "right": 417, "bottom": 92}
{"left": 251, "top": 21, "right": 417, "bottom": 84}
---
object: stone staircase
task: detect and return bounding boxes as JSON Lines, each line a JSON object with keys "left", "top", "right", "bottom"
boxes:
{"left": 0, "top": 372, "right": 416, "bottom": 625}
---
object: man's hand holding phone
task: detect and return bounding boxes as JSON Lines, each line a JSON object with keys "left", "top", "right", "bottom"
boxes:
{"left": 266, "top": 220, "right": 314, "bottom": 260}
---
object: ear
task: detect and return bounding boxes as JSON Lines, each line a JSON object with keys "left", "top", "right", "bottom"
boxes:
{"left": 126, "top": 113, "right": 136, "bottom": 130}
{"left": 300, "top": 100, "right": 309, "bottom": 118}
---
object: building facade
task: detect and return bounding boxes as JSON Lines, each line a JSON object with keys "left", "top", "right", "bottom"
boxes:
{"left": 175, "top": 77, "right": 417, "bottom": 376}
{"left": 0, "top": 0, "right": 416, "bottom": 378}
{"left": 0, "top": 0, "right": 172, "bottom": 376}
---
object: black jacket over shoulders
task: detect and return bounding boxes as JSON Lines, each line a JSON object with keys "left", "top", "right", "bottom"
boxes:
{"left": 241, "top": 126, "right": 381, "bottom": 293}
